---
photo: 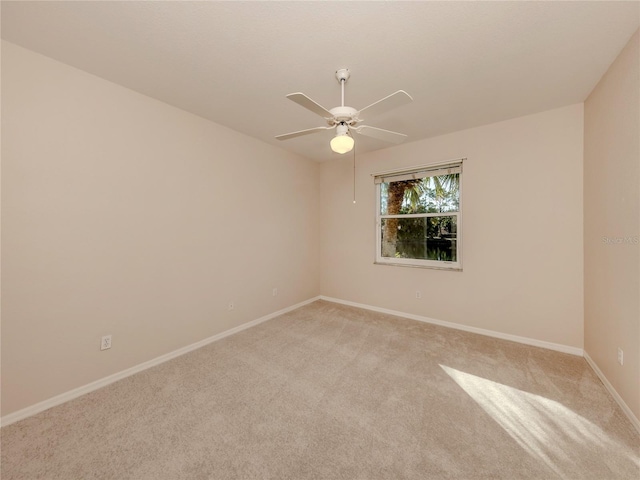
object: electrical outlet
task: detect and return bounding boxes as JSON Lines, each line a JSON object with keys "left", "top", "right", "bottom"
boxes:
{"left": 617, "top": 347, "right": 624, "bottom": 365}
{"left": 228, "top": 302, "right": 235, "bottom": 311}
{"left": 272, "top": 288, "right": 278, "bottom": 297}
{"left": 101, "top": 335, "right": 112, "bottom": 351}
{"left": 416, "top": 290, "right": 422, "bottom": 299}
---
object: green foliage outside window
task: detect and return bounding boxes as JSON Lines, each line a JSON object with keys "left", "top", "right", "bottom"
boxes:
{"left": 380, "top": 173, "right": 459, "bottom": 262}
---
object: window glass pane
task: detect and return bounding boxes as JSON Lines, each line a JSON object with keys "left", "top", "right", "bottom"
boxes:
{"left": 381, "top": 216, "right": 457, "bottom": 262}
{"left": 380, "top": 173, "right": 459, "bottom": 215}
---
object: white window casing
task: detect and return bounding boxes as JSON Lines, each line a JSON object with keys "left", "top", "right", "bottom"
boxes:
{"left": 373, "top": 159, "right": 464, "bottom": 270}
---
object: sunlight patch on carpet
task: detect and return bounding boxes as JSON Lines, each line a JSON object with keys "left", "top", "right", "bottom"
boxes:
{"left": 440, "top": 365, "right": 640, "bottom": 476}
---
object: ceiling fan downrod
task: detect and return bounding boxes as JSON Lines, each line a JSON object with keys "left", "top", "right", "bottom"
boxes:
{"left": 336, "top": 68, "right": 350, "bottom": 108}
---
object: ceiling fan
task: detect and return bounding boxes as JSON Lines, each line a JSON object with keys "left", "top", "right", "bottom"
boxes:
{"left": 276, "top": 69, "right": 413, "bottom": 154}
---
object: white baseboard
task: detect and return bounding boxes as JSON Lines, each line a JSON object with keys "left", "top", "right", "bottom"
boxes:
{"left": 319, "top": 296, "right": 584, "bottom": 356}
{"left": 583, "top": 351, "right": 640, "bottom": 434}
{"left": 1, "top": 296, "right": 321, "bottom": 428}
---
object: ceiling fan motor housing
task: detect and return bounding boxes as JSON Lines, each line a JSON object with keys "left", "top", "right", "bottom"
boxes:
{"left": 328, "top": 106, "right": 359, "bottom": 126}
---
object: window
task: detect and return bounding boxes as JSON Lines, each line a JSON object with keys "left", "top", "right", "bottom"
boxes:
{"left": 375, "top": 161, "right": 462, "bottom": 269}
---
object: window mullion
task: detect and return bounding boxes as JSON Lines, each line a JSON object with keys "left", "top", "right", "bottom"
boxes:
{"left": 380, "top": 212, "right": 458, "bottom": 219}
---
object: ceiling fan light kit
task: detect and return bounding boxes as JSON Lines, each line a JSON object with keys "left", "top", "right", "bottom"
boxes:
{"left": 330, "top": 123, "right": 354, "bottom": 154}
{"left": 276, "top": 68, "right": 413, "bottom": 155}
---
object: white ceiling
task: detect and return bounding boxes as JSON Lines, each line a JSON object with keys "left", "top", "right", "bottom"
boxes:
{"left": 2, "top": 1, "right": 638, "bottom": 162}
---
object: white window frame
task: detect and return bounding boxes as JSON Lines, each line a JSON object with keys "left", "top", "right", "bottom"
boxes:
{"left": 374, "top": 160, "right": 463, "bottom": 270}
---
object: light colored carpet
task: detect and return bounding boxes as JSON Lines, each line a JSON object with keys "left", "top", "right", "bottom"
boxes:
{"left": 2, "top": 300, "right": 639, "bottom": 479}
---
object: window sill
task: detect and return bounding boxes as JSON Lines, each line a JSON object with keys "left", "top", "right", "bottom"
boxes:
{"left": 373, "top": 261, "right": 462, "bottom": 272}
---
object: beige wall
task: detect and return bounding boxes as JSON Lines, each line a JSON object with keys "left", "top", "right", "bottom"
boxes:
{"left": 584, "top": 31, "right": 639, "bottom": 420}
{"left": 1, "top": 42, "right": 320, "bottom": 416}
{"left": 320, "top": 104, "right": 584, "bottom": 348}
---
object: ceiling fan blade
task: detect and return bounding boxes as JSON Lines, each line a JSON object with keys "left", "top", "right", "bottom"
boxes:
{"left": 286, "top": 93, "right": 333, "bottom": 118}
{"left": 355, "top": 125, "right": 408, "bottom": 144}
{"left": 358, "top": 90, "right": 413, "bottom": 120}
{"left": 275, "top": 126, "right": 333, "bottom": 141}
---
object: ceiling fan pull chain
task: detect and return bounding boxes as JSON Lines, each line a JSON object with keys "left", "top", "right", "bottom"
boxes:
{"left": 353, "top": 142, "right": 357, "bottom": 204}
